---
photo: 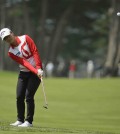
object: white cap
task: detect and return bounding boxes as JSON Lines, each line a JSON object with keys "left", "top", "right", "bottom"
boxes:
{"left": 0, "top": 28, "right": 11, "bottom": 40}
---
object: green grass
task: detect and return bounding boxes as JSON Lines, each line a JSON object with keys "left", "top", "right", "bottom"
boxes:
{"left": 0, "top": 71, "right": 120, "bottom": 134}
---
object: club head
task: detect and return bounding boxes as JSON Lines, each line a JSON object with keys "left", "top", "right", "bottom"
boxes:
{"left": 43, "top": 104, "right": 48, "bottom": 109}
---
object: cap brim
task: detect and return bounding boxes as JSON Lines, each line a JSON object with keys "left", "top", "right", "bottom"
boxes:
{"left": 2, "top": 33, "right": 10, "bottom": 40}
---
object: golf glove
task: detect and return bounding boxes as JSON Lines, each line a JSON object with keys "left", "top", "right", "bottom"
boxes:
{"left": 37, "top": 68, "right": 43, "bottom": 77}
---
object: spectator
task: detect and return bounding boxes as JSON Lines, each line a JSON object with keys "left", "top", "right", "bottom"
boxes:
{"left": 45, "top": 61, "right": 54, "bottom": 77}
{"left": 68, "top": 60, "right": 76, "bottom": 78}
{"left": 87, "top": 60, "right": 94, "bottom": 78}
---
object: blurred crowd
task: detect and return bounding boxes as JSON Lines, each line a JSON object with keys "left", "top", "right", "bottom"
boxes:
{"left": 41, "top": 58, "right": 120, "bottom": 79}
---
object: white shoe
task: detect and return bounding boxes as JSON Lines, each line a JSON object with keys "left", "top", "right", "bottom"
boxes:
{"left": 10, "top": 121, "right": 23, "bottom": 126}
{"left": 18, "top": 121, "right": 33, "bottom": 127}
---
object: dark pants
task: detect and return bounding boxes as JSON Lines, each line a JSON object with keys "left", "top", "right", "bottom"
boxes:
{"left": 16, "top": 71, "right": 40, "bottom": 124}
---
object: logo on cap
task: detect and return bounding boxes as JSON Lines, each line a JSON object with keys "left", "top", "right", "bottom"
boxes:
{"left": 0, "top": 31, "right": 5, "bottom": 37}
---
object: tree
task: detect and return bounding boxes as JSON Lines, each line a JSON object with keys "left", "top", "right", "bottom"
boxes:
{"left": 37, "top": 0, "right": 48, "bottom": 59}
{"left": 0, "top": 0, "right": 7, "bottom": 70}
{"left": 104, "top": 0, "right": 120, "bottom": 76}
{"left": 47, "top": 1, "right": 76, "bottom": 62}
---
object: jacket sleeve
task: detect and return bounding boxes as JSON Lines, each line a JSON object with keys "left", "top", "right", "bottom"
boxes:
{"left": 26, "top": 35, "right": 43, "bottom": 69}
{"left": 8, "top": 52, "right": 38, "bottom": 74}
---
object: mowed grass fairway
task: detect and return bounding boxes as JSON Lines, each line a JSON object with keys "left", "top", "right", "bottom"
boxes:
{"left": 0, "top": 71, "right": 120, "bottom": 134}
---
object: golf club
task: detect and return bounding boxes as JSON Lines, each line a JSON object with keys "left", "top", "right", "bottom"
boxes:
{"left": 41, "top": 78, "right": 48, "bottom": 109}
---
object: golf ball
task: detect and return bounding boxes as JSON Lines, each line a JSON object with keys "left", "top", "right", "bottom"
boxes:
{"left": 117, "top": 12, "right": 120, "bottom": 16}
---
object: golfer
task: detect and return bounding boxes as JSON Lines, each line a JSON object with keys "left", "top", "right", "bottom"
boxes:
{"left": 0, "top": 28, "right": 43, "bottom": 127}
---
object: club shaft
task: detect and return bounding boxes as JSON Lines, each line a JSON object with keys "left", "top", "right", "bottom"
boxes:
{"left": 41, "top": 78, "right": 48, "bottom": 105}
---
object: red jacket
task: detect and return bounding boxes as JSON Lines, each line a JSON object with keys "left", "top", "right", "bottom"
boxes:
{"left": 8, "top": 35, "right": 42, "bottom": 74}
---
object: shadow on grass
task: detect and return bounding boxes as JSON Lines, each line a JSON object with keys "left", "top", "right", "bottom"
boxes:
{"left": 0, "top": 120, "right": 117, "bottom": 134}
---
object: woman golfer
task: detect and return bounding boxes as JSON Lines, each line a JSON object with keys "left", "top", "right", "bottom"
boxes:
{"left": 0, "top": 28, "right": 43, "bottom": 127}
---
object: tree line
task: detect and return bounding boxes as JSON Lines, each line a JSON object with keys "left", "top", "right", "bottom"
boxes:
{"left": 0, "top": 0, "right": 119, "bottom": 76}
